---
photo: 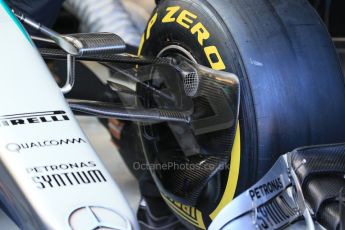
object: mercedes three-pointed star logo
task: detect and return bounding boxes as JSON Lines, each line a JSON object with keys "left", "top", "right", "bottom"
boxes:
{"left": 68, "top": 206, "right": 132, "bottom": 230}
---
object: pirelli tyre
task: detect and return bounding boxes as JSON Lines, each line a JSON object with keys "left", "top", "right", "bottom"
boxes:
{"left": 138, "top": 0, "right": 345, "bottom": 228}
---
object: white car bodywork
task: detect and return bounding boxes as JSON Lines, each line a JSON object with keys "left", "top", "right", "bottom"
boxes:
{"left": 0, "top": 1, "right": 138, "bottom": 229}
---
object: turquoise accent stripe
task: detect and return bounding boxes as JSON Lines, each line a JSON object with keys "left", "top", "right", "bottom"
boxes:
{"left": 0, "top": 0, "right": 33, "bottom": 45}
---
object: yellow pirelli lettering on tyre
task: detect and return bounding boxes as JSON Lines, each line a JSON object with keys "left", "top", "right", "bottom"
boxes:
{"left": 162, "top": 6, "right": 180, "bottom": 23}
{"left": 161, "top": 6, "right": 226, "bottom": 70}
{"left": 204, "top": 46, "right": 226, "bottom": 70}
{"left": 146, "top": 12, "right": 158, "bottom": 40}
{"left": 162, "top": 194, "right": 206, "bottom": 229}
{"left": 191, "top": 22, "right": 210, "bottom": 46}
{"left": 176, "top": 10, "right": 197, "bottom": 29}
{"left": 138, "top": 12, "right": 158, "bottom": 56}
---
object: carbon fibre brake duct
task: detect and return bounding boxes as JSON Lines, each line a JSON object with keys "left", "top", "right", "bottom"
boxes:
{"left": 68, "top": 56, "right": 239, "bottom": 130}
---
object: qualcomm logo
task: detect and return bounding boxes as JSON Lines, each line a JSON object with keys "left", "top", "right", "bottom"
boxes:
{"left": 68, "top": 206, "right": 132, "bottom": 230}
{"left": 6, "top": 137, "right": 86, "bottom": 153}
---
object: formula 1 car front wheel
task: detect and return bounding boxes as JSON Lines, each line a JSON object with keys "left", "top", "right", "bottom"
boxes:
{"left": 139, "top": 0, "right": 345, "bottom": 228}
